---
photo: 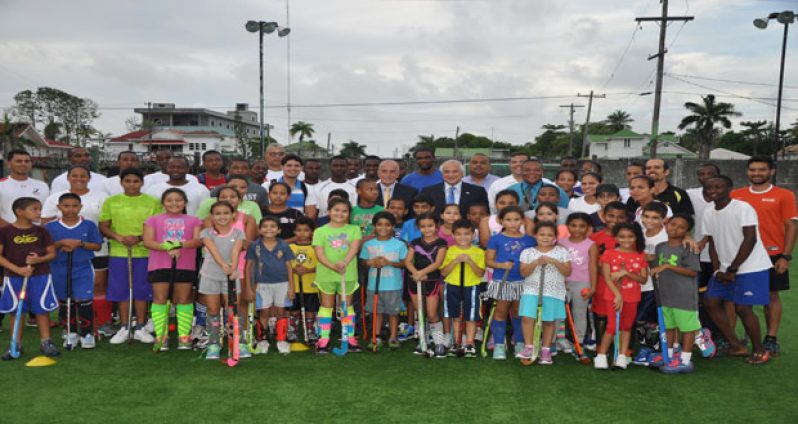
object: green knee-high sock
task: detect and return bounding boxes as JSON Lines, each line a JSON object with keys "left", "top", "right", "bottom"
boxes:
{"left": 151, "top": 303, "right": 168, "bottom": 339}
{"left": 176, "top": 304, "right": 194, "bottom": 337}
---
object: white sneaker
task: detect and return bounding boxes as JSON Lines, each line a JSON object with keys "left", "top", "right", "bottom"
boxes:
{"left": 134, "top": 328, "right": 155, "bottom": 344}
{"left": 144, "top": 319, "right": 154, "bottom": 333}
{"left": 110, "top": 327, "right": 130, "bottom": 344}
{"left": 81, "top": 334, "right": 96, "bottom": 349}
{"left": 614, "top": 354, "right": 629, "bottom": 369}
{"left": 475, "top": 327, "right": 484, "bottom": 343}
{"left": 62, "top": 332, "right": 79, "bottom": 348}
{"left": 277, "top": 341, "right": 291, "bottom": 355}
{"left": 594, "top": 354, "right": 608, "bottom": 369}
{"left": 556, "top": 337, "right": 574, "bottom": 354}
{"left": 255, "top": 340, "right": 270, "bottom": 355}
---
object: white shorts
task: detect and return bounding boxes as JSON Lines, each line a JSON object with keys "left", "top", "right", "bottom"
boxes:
{"left": 198, "top": 275, "right": 240, "bottom": 296}
{"left": 255, "top": 282, "right": 290, "bottom": 310}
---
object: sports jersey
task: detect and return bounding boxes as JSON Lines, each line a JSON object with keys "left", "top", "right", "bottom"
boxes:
{"left": 144, "top": 213, "right": 202, "bottom": 271}
{"left": 486, "top": 233, "right": 537, "bottom": 281}
{"left": 43, "top": 218, "right": 102, "bottom": 266}
{"left": 99, "top": 193, "right": 162, "bottom": 258}
{"left": 290, "top": 243, "right": 318, "bottom": 294}
{"left": 442, "top": 245, "right": 485, "bottom": 287}
{"left": 51, "top": 171, "right": 108, "bottom": 194}
{"left": 731, "top": 185, "right": 798, "bottom": 256}
{"left": 351, "top": 204, "right": 384, "bottom": 238}
{"left": 315, "top": 180, "right": 358, "bottom": 218}
{"left": 359, "top": 237, "right": 408, "bottom": 291}
{"left": 0, "top": 176, "right": 49, "bottom": 223}
{"left": 410, "top": 237, "right": 448, "bottom": 281}
{"left": 144, "top": 180, "right": 210, "bottom": 216}
{"left": 263, "top": 207, "right": 303, "bottom": 240}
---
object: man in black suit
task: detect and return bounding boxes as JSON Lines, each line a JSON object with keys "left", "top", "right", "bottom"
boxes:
{"left": 421, "top": 159, "right": 489, "bottom": 216}
{"left": 376, "top": 159, "right": 418, "bottom": 210}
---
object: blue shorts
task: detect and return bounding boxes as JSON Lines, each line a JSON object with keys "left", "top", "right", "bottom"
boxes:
{"left": 706, "top": 269, "right": 770, "bottom": 306}
{"left": 519, "top": 295, "right": 565, "bottom": 322}
{"left": 107, "top": 257, "right": 152, "bottom": 302}
{"left": 443, "top": 284, "right": 481, "bottom": 321}
{"left": 0, "top": 275, "right": 59, "bottom": 315}
{"left": 51, "top": 261, "right": 95, "bottom": 301}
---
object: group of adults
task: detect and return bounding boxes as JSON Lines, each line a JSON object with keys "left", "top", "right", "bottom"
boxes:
{"left": 0, "top": 143, "right": 793, "bottom": 357}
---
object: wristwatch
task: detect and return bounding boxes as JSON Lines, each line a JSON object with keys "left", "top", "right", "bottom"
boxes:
{"left": 782, "top": 254, "right": 792, "bottom": 261}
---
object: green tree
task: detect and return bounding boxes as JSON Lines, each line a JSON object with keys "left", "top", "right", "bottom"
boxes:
{"left": 339, "top": 140, "right": 368, "bottom": 157}
{"left": 524, "top": 124, "right": 568, "bottom": 158}
{"left": 677, "top": 94, "right": 741, "bottom": 160}
{"left": 740, "top": 120, "right": 767, "bottom": 156}
{"left": 232, "top": 114, "right": 253, "bottom": 159}
{"left": 289, "top": 121, "right": 315, "bottom": 143}
{"left": 11, "top": 87, "right": 100, "bottom": 145}
{"left": 605, "top": 110, "right": 634, "bottom": 132}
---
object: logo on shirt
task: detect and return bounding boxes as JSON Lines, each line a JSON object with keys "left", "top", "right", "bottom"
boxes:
{"left": 329, "top": 233, "right": 350, "bottom": 251}
{"left": 567, "top": 247, "right": 584, "bottom": 266}
{"left": 13, "top": 234, "right": 38, "bottom": 244}
{"left": 658, "top": 253, "right": 678, "bottom": 267}
{"left": 503, "top": 240, "right": 526, "bottom": 255}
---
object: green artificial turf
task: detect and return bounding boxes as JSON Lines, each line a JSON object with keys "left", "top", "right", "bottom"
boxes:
{"left": 3, "top": 257, "right": 797, "bottom": 424}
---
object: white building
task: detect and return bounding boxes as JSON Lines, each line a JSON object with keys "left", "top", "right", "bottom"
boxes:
{"left": 104, "top": 128, "right": 240, "bottom": 159}
{"left": 588, "top": 129, "right": 647, "bottom": 158}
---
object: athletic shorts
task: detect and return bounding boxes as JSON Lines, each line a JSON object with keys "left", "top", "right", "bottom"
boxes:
{"left": 605, "top": 301, "right": 638, "bottom": 335}
{"left": 148, "top": 269, "right": 197, "bottom": 284}
{"left": 91, "top": 255, "right": 109, "bottom": 271}
{"left": 0, "top": 275, "right": 58, "bottom": 315}
{"left": 485, "top": 279, "right": 524, "bottom": 301}
{"left": 256, "top": 282, "right": 289, "bottom": 310}
{"left": 769, "top": 254, "right": 790, "bottom": 292}
{"left": 706, "top": 270, "right": 770, "bottom": 306}
{"left": 198, "top": 275, "right": 239, "bottom": 296}
{"left": 289, "top": 293, "right": 320, "bottom": 313}
{"left": 519, "top": 295, "right": 565, "bottom": 322}
{"left": 443, "top": 284, "right": 481, "bottom": 321}
{"left": 698, "top": 261, "right": 714, "bottom": 291}
{"left": 662, "top": 306, "right": 701, "bottom": 333}
{"left": 315, "top": 279, "right": 359, "bottom": 296}
{"left": 365, "top": 290, "right": 403, "bottom": 315}
{"left": 635, "top": 291, "right": 657, "bottom": 324}
{"left": 407, "top": 280, "right": 441, "bottom": 297}
{"left": 51, "top": 261, "right": 94, "bottom": 301}
{"left": 107, "top": 257, "right": 151, "bottom": 302}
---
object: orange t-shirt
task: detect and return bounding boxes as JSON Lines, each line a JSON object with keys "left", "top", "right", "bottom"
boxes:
{"left": 731, "top": 186, "right": 798, "bottom": 255}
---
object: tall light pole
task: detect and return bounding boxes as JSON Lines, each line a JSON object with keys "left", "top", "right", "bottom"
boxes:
{"left": 754, "top": 10, "right": 794, "bottom": 161}
{"left": 245, "top": 20, "right": 290, "bottom": 159}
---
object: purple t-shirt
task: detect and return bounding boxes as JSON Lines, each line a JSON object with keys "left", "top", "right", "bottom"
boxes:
{"left": 557, "top": 237, "right": 594, "bottom": 283}
{"left": 145, "top": 213, "right": 202, "bottom": 271}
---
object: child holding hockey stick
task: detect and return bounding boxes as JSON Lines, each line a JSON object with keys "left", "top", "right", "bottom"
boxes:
{"left": 289, "top": 217, "right": 320, "bottom": 344}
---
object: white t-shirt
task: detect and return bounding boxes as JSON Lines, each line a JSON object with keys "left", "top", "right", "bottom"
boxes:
{"left": 487, "top": 175, "right": 552, "bottom": 213}
{"left": 102, "top": 176, "right": 124, "bottom": 196}
{"left": 619, "top": 187, "right": 631, "bottom": 203}
{"left": 643, "top": 227, "right": 668, "bottom": 292}
{"left": 143, "top": 171, "right": 198, "bottom": 191}
{"left": 0, "top": 176, "right": 50, "bottom": 223}
{"left": 701, "top": 199, "right": 773, "bottom": 274}
{"left": 144, "top": 180, "right": 210, "bottom": 216}
{"left": 633, "top": 201, "right": 673, "bottom": 225}
{"left": 687, "top": 187, "right": 712, "bottom": 262}
{"left": 315, "top": 179, "right": 358, "bottom": 217}
{"left": 568, "top": 196, "right": 601, "bottom": 215}
{"left": 42, "top": 189, "right": 108, "bottom": 256}
{"left": 50, "top": 171, "right": 107, "bottom": 195}
{"left": 266, "top": 169, "right": 305, "bottom": 183}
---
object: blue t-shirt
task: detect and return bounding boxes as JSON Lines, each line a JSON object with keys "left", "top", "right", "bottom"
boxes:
{"left": 358, "top": 237, "right": 408, "bottom": 291}
{"left": 400, "top": 219, "right": 421, "bottom": 244}
{"left": 277, "top": 177, "right": 307, "bottom": 212}
{"left": 486, "top": 233, "right": 537, "bottom": 281}
{"left": 400, "top": 170, "right": 443, "bottom": 192}
{"left": 44, "top": 219, "right": 103, "bottom": 266}
{"left": 245, "top": 238, "right": 295, "bottom": 284}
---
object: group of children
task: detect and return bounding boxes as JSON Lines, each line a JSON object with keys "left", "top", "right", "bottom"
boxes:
{"left": 0, "top": 169, "right": 724, "bottom": 374}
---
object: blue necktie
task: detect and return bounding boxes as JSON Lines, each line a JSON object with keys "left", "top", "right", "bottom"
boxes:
{"left": 448, "top": 186, "right": 456, "bottom": 204}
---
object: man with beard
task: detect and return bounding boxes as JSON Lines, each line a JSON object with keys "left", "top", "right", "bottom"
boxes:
{"left": 316, "top": 156, "right": 357, "bottom": 217}
{"left": 507, "top": 158, "right": 568, "bottom": 212}
{"left": 487, "top": 152, "right": 536, "bottom": 213}
{"left": 250, "top": 159, "right": 268, "bottom": 185}
{"left": 627, "top": 158, "right": 693, "bottom": 217}
{"left": 463, "top": 153, "right": 499, "bottom": 191}
{"left": 731, "top": 157, "right": 797, "bottom": 355}
{"left": 400, "top": 147, "right": 443, "bottom": 192}
{"left": 145, "top": 156, "right": 210, "bottom": 216}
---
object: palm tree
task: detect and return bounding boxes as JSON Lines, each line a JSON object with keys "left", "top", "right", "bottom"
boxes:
{"left": 339, "top": 140, "right": 367, "bottom": 157}
{"left": 605, "top": 110, "right": 634, "bottom": 132}
{"left": 289, "top": 121, "right": 315, "bottom": 143}
{"left": 740, "top": 120, "right": 767, "bottom": 156}
{"left": 678, "top": 95, "right": 741, "bottom": 160}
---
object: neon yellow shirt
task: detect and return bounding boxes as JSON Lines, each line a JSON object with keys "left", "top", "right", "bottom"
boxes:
{"left": 442, "top": 245, "right": 485, "bottom": 287}
{"left": 99, "top": 193, "right": 162, "bottom": 257}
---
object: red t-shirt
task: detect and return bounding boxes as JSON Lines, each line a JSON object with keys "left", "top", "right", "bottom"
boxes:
{"left": 200, "top": 174, "right": 227, "bottom": 190}
{"left": 731, "top": 186, "right": 798, "bottom": 256}
{"left": 600, "top": 249, "right": 647, "bottom": 303}
{"left": 590, "top": 230, "right": 617, "bottom": 299}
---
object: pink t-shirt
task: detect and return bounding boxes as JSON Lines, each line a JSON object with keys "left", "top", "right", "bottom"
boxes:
{"left": 145, "top": 213, "right": 203, "bottom": 271}
{"left": 557, "top": 236, "right": 593, "bottom": 283}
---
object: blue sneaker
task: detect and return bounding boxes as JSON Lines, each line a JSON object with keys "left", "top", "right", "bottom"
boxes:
{"left": 648, "top": 351, "right": 665, "bottom": 367}
{"left": 660, "top": 358, "right": 695, "bottom": 374}
{"left": 206, "top": 344, "right": 221, "bottom": 360}
{"left": 633, "top": 347, "right": 653, "bottom": 366}
{"left": 397, "top": 324, "right": 414, "bottom": 342}
{"left": 493, "top": 344, "right": 507, "bottom": 360}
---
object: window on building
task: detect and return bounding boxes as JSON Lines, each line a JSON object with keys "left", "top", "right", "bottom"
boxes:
{"left": 623, "top": 138, "right": 631, "bottom": 148}
{"left": 201, "top": 143, "right": 207, "bottom": 150}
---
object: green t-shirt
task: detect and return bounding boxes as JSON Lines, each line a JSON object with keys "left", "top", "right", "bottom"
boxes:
{"left": 351, "top": 204, "right": 384, "bottom": 238}
{"left": 99, "top": 193, "right": 162, "bottom": 258}
{"left": 312, "top": 224, "right": 362, "bottom": 283}
{"left": 195, "top": 197, "right": 262, "bottom": 222}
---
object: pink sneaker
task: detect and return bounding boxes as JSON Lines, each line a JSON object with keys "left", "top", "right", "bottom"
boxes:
{"left": 539, "top": 347, "right": 553, "bottom": 365}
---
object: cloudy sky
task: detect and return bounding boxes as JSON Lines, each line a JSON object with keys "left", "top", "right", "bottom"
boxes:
{"left": 1, "top": 0, "right": 796, "bottom": 156}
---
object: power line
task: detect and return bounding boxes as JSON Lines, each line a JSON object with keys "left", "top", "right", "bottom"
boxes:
{"left": 665, "top": 74, "right": 798, "bottom": 111}
{"left": 665, "top": 72, "right": 798, "bottom": 90}
{"left": 600, "top": 23, "right": 642, "bottom": 90}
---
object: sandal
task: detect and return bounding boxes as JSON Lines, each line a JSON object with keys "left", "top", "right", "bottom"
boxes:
{"left": 746, "top": 351, "right": 770, "bottom": 365}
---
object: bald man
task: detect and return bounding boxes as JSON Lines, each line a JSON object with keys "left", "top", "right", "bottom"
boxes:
{"left": 376, "top": 159, "right": 418, "bottom": 210}
{"left": 421, "top": 159, "right": 488, "bottom": 216}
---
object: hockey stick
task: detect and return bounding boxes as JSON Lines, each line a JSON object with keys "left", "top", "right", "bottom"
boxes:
{"left": 653, "top": 274, "right": 669, "bottom": 366}
{"left": 481, "top": 270, "right": 508, "bottom": 358}
{"left": 457, "top": 262, "right": 466, "bottom": 357}
{"left": 126, "top": 246, "right": 134, "bottom": 345}
{"left": 360, "top": 276, "right": 367, "bottom": 342}
{"left": 9, "top": 273, "right": 30, "bottom": 359}
{"left": 65, "top": 252, "right": 74, "bottom": 351}
{"left": 296, "top": 272, "right": 308, "bottom": 345}
{"left": 416, "top": 278, "right": 428, "bottom": 356}
{"left": 565, "top": 302, "right": 590, "bottom": 364}
{"left": 332, "top": 273, "right": 349, "bottom": 356}
{"left": 522, "top": 264, "right": 546, "bottom": 366}
{"left": 226, "top": 277, "right": 240, "bottom": 367}
{"left": 372, "top": 268, "right": 382, "bottom": 352}
{"left": 614, "top": 310, "right": 621, "bottom": 364}
{"left": 154, "top": 257, "right": 176, "bottom": 352}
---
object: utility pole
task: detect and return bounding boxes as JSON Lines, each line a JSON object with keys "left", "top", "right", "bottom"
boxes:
{"left": 577, "top": 91, "right": 606, "bottom": 158}
{"left": 453, "top": 126, "right": 460, "bottom": 160}
{"left": 560, "top": 103, "right": 585, "bottom": 157}
{"left": 636, "top": 0, "right": 693, "bottom": 158}
{"left": 326, "top": 132, "right": 331, "bottom": 157}
{"left": 147, "top": 101, "right": 153, "bottom": 154}
{"left": 286, "top": 0, "right": 292, "bottom": 143}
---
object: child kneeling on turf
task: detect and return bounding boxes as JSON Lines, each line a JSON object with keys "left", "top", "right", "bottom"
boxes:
{"left": 246, "top": 215, "right": 295, "bottom": 354}
{"left": 45, "top": 193, "right": 103, "bottom": 349}
{"left": 360, "top": 212, "right": 408, "bottom": 349}
{"left": 518, "top": 222, "right": 571, "bottom": 364}
{"left": 0, "top": 197, "right": 59, "bottom": 359}
{"left": 651, "top": 213, "right": 701, "bottom": 373}
{"left": 440, "top": 219, "right": 485, "bottom": 357}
